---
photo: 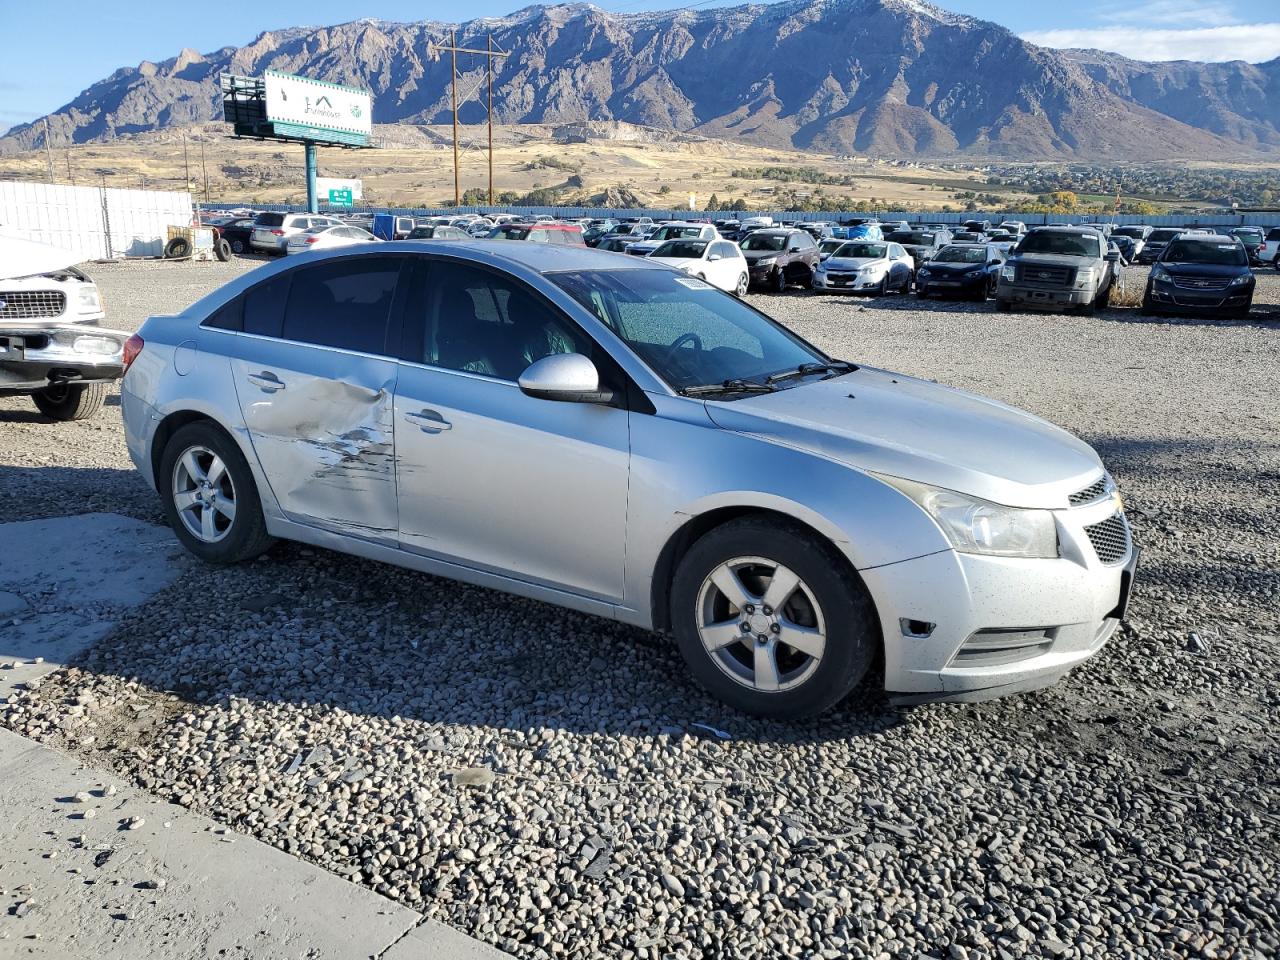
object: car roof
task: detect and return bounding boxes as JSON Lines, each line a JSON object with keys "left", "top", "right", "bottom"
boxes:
{"left": 376, "top": 239, "right": 667, "bottom": 273}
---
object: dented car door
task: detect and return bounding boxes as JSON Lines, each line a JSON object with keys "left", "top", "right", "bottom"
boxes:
{"left": 227, "top": 256, "right": 407, "bottom": 543}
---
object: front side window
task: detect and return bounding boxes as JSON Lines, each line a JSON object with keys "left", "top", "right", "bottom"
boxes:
{"left": 414, "top": 263, "right": 586, "bottom": 380}
{"left": 550, "top": 269, "right": 824, "bottom": 392}
{"left": 280, "top": 257, "right": 401, "bottom": 354}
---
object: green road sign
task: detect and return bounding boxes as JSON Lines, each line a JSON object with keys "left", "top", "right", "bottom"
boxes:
{"left": 328, "top": 188, "right": 354, "bottom": 207}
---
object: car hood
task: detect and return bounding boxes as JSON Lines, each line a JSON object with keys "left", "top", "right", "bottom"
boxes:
{"left": 742, "top": 248, "right": 787, "bottom": 261}
{"left": 922, "top": 260, "right": 985, "bottom": 274}
{"left": 647, "top": 256, "right": 699, "bottom": 270}
{"left": 703, "top": 369, "right": 1102, "bottom": 509}
{"left": 1158, "top": 261, "right": 1250, "bottom": 279}
{"left": 0, "top": 233, "right": 84, "bottom": 280}
{"left": 823, "top": 256, "right": 885, "bottom": 270}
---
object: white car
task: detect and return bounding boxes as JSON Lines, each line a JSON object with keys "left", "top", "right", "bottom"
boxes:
{"left": 814, "top": 240, "right": 915, "bottom": 294}
{"left": 251, "top": 213, "right": 346, "bottom": 254}
{"left": 625, "top": 222, "right": 716, "bottom": 257}
{"left": 648, "top": 238, "right": 750, "bottom": 296}
{"left": 285, "top": 224, "right": 380, "bottom": 255}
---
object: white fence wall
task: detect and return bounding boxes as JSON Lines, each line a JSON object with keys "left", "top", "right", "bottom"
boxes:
{"left": 0, "top": 180, "right": 193, "bottom": 261}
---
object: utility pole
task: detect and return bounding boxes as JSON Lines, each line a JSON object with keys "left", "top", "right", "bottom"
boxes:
{"left": 43, "top": 118, "right": 55, "bottom": 183}
{"left": 451, "top": 29, "right": 459, "bottom": 207}
{"left": 200, "top": 139, "right": 210, "bottom": 204}
{"left": 183, "top": 133, "right": 191, "bottom": 193}
{"left": 429, "top": 33, "right": 509, "bottom": 208}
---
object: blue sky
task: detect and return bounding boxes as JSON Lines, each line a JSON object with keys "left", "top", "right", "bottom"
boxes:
{"left": 3, "top": 0, "right": 1279, "bottom": 129}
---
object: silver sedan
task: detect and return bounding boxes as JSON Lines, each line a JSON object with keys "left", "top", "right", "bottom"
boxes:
{"left": 120, "top": 241, "right": 1136, "bottom": 717}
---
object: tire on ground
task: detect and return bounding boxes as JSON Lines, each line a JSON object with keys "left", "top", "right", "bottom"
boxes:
{"left": 669, "top": 516, "right": 879, "bottom": 719}
{"left": 31, "top": 381, "right": 108, "bottom": 421}
{"left": 214, "top": 237, "right": 232, "bottom": 262}
{"left": 163, "top": 236, "right": 192, "bottom": 259}
{"left": 158, "top": 420, "right": 276, "bottom": 564}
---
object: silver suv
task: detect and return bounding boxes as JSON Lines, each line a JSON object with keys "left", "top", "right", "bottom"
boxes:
{"left": 121, "top": 242, "right": 1136, "bottom": 717}
{"left": 250, "top": 212, "right": 345, "bottom": 255}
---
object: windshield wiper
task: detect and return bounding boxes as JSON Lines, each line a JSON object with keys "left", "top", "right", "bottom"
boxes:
{"left": 679, "top": 378, "right": 778, "bottom": 397}
{"left": 766, "top": 359, "right": 858, "bottom": 384}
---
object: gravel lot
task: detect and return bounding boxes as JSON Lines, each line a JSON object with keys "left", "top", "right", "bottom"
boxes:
{"left": 2, "top": 256, "right": 1278, "bottom": 959}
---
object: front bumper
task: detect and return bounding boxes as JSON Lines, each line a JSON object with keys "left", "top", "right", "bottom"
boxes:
{"left": 917, "top": 272, "right": 986, "bottom": 296}
{"left": 861, "top": 502, "right": 1137, "bottom": 703}
{"left": 1148, "top": 280, "right": 1253, "bottom": 315}
{"left": 997, "top": 281, "right": 1094, "bottom": 309}
{"left": 747, "top": 263, "right": 780, "bottom": 284}
{"left": 0, "top": 324, "right": 125, "bottom": 392}
{"left": 814, "top": 272, "right": 879, "bottom": 292}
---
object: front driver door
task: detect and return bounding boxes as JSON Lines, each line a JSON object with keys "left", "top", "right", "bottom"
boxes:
{"left": 393, "top": 259, "right": 630, "bottom": 602}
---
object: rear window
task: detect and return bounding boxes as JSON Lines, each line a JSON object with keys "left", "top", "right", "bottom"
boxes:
{"left": 281, "top": 257, "right": 401, "bottom": 354}
{"left": 255, "top": 213, "right": 285, "bottom": 228}
{"left": 490, "top": 225, "right": 531, "bottom": 239}
{"left": 886, "top": 231, "right": 936, "bottom": 245}
{"left": 1149, "top": 229, "right": 1181, "bottom": 243}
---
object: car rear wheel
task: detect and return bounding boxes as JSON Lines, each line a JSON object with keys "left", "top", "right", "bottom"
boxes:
{"left": 230, "top": 238, "right": 245, "bottom": 254}
{"left": 734, "top": 273, "right": 749, "bottom": 298}
{"left": 31, "top": 382, "right": 108, "bottom": 421}
{"left": 670, "top": 517, "right": 878, "bottom": 718}
{"left": 159, "top": 422, "right": 275, "bottom": 564}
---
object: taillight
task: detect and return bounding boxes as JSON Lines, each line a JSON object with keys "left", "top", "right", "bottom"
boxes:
{"left": 305, "top": 236, "right": 319, "bottom": 244}
{"left": 122, "top": 334, "right": 144, "bottom": 375}
{"left": 271, "top": 229, "right": 285, "bottom": 236}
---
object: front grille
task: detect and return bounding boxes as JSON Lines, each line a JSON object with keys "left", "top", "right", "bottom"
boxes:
{"left": 1171, "top": 276, "right": 1231, "bottom": 291}
{"left": 0, "top": 290, "right": 66, "bottom": 320}
{"left": 1069, "top": 476, "right": 1110, "bottom": 506}
{"left": 1016, "top": 264, "right": 1074, "bottom": 287}
{"left": 951, "top": 628, "right": 1054, "bottom": 667}
{"left": 1085, "top": 513, "right": 1131, "bottom": 565}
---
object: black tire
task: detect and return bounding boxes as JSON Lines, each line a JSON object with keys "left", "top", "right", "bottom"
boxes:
{"left": 984, "top": 276, "right": 998, "bottom": 300}
{"left": 1140, "top": 288, "right": 1158, "bottom": 316}
{"left": 230, "top": 238, "right": 245, "bottom": 254}
{"left": 996, "top": 299, "right": 1012, "bottom": 312}
{"left": 669, "top": 517, "right": 879, "bottom": 719}
{"left": 772, "top": 268, "right": 787, "bottom": 293}
{"left": 875, "top": 274, "right": 889, "bottom": 297}
{"left": 214, "top": 237, "right": 232, "bottom": 262}
{"left": 158, "top": 421, "right": 275, "bottom": 564}
{"left": 31, "top": 381, "right": 108, "bottom": 421}
{"left": 164, "top": 236, "right": 192, "bottom": 259}
{"left": 1095, "top": 283, "right": 1112, "bottom": 310}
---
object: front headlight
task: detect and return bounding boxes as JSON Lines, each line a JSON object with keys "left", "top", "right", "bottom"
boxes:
{"left": 1075, "top": 268, "right": 1096, "bottom": 287}
{"left": 77, "top": 285, "right": 102, "bottom": 312}
{"left": 1001, "top": 264, "right": 1015, "bottom": 281}
{"left": 1229, "top": 273, "right": 1250, "bottom": 285}
{"left": 918, "top": 268, "right": 931, "bottom": 278}
{"left": 1150, "top": 266, "right": 1170, "bottom": 282}
{"left": 875, "top": 475, "right": 1059, "bottom": 559}
{"left": 756, "top": 256, "right": 777, "bottom": 266}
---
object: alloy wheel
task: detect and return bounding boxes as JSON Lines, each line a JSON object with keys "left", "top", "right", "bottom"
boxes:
{"left": 696, "top": 556, "right": 826, "bottom": 692}
{"left": 735, "top": 273, "right": 749, "bottom": 297}
{"left": 171, "top": 444, "right": 237, "bottom": 543}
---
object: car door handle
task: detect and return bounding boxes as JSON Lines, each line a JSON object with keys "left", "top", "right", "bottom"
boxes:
{"left": 405, "top": 409, "right": 452, "bottom": 433}
{"left": 246, "top": 371, "right": 285, "bottom": 392}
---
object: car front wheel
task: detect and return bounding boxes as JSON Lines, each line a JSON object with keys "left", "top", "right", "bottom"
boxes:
{"left": 734, "top": 273, "right": 749, "bottom": 297}
{"left": 159, "top": 422, "right": 275, "bottom": 563}
{"left": 670, "top": 517, "right": 878, "bottom": 718}
{"left": 772, "top": 268, "right": 787, "bottom": 293}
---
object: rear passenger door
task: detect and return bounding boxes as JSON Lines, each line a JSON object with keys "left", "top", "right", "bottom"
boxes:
{"left": 219, "top": 255, "right": 409, "bottom": 544}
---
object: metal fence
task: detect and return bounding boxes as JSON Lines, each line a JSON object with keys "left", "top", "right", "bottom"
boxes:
{"left": 202, "top": 200, "right": 1280, "bottom": 230}
{"left": 1, "top": 180, "right": 194, "bottom": 260}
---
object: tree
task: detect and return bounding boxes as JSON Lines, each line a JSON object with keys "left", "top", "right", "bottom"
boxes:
{"left": 658, "top": 184, "right": 671, "bottom": 195}
{"left": 461, "top": 187, "right": 489, "bottom": 206}
{"left": 706, "top": 193, "right": 721, "bottom": 211}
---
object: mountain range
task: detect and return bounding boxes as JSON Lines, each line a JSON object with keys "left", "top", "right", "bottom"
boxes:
{"left": 4, "top": 0, "right": 1279, "bottom": 160}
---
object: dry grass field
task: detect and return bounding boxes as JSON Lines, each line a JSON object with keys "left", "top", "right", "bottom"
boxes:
{"left": 0, "top": 122, "right": 1031, "bottom": 211}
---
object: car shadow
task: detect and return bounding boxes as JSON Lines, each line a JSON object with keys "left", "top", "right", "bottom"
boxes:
{"left": 0, "top": 465, "right": 909, "bottom": 746}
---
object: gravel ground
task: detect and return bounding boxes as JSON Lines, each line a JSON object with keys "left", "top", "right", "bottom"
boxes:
{"left": 2, "top": 256, "right": 1278, "bottom": 959}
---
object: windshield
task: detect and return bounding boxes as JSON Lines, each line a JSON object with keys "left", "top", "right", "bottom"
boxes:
{"left": 831, "top": 242, "right": 887, "bottom": 260}
{"left": 933, "top": 245, "right": 987, "bottom": 263}
{"left": 652, "top": 240, "right": 708, "bottom": 259}
{"left": 1163, "top": 239, "right": 1247, "bottom": 265}
{"left": 741, "top": 234, "right": 787, "bottom": 252}
{"left": 1113, "top": 226, "right": 1146, "bottom": 239}
{"left": 1232, "top": 229, "right": 1264, "bottom": 242}
{"left": 1017, "top": 232, "right": 1101, "bottom": 258}
{"left": 653, "top": 226, "right": 704, "bottom": 242}
{"left": 408, "top": 227, "right": 435, "bottom": 238}
{"left": 1149, "top": 229, "right": 1180, "bottom": 243}
{"left": 490, "top": 225, "right": 530, "bottom": 239}
{"left": 819, "top": 239, "right": 844, "bottom": 253}
{"left": 886, "top": 231, "right": 935, "bottom": 245}
{"left": 550, "top": 269, "right": 825, "bottom": 391}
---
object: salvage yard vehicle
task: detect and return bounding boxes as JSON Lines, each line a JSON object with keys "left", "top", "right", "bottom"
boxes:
{"left": 647, "top": 238, "right": 749, "bottom": 296}
{"left": 1227, "top": 227, "right": 1266, "bottom": 265}
{"left": 996, "top": 226, "right": 1119, "bottom": 313}
{"left": 121, "top": 241, "right": 1136, "bottom": 717}
{"left": 885, "top": 228, "right": 949, "bottom": 266}
{"left": 407, "top": 225, "right": 470, "bottom": 241}
{"left": 817, "top": 238, "right": 845, "bottom": 261}
{"left": 916, "top": 243, "right": 1005, "bottom": 300}
{"left": 1258, "top": 227, "right": 1280, "bottom": 265}
{"left": 487, "top": 223, "right": 586, "bottom": 244}
{"left": 625, "top": 222, "right": 717, "bottom": 257}
{"left": 285, "top": 224, "right": 380, "bottom": 254}
{"left": 0, "top": 234, "right": 126, "bottom": 420}
{"left": 1136, "top": 227, "right": 1185, "bottom": 264}
{"left": 813, "top": 240, "right": 914, "bottom": 295}
{"left": 741, "top": 228, "right": 821, "bottom": 291}
{"left": 251, "top": 213, "right": 345, "bottom": 254}
{"left": 1141, "top": 233, "right": 1255, "bottom": 319}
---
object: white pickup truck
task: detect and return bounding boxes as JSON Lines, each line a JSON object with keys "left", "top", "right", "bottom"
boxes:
{"left": 0, "top": 234, "right": 126, "bottom": 420}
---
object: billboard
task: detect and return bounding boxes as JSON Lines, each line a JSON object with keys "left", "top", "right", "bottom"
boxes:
{"left": 264, "top": 71, "right": 372, "bottom": 143}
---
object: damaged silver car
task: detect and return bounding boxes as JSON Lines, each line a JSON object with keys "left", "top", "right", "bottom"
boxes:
{"left": 0, "top": 233, "right": 126, "bottom": 420}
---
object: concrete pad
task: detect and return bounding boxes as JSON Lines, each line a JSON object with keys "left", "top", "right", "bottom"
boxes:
{"left": 0, "top": 513, "right": 188, "bottom": 701}
{"left": 382, "top": 920, "right": 514, "bottom": 960}
{"left": 0, "top": 728, "right": 424, "bottom": 959}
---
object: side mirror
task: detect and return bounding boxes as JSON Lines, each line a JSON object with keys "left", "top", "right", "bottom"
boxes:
{"left": 519, "top": 353, "right": 614, "bottom": 404}
{"left": 1105, "top": 251, "right": 1121, "bottom": 263}
{"left": 708, "top": 253, "right": 722, "bottom": 261}
{"left": 788, "top": 246, "right": 801, "bottom": 253}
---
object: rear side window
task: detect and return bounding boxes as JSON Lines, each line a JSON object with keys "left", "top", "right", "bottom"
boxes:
{"left": 243, "top": 273, "right": 292, "bottom": 338}
{"left": 255, "top": 213, "right": 285, "bottom": 228}
{"left": 280, "top": 257, "right": 402, "bottom": 355}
